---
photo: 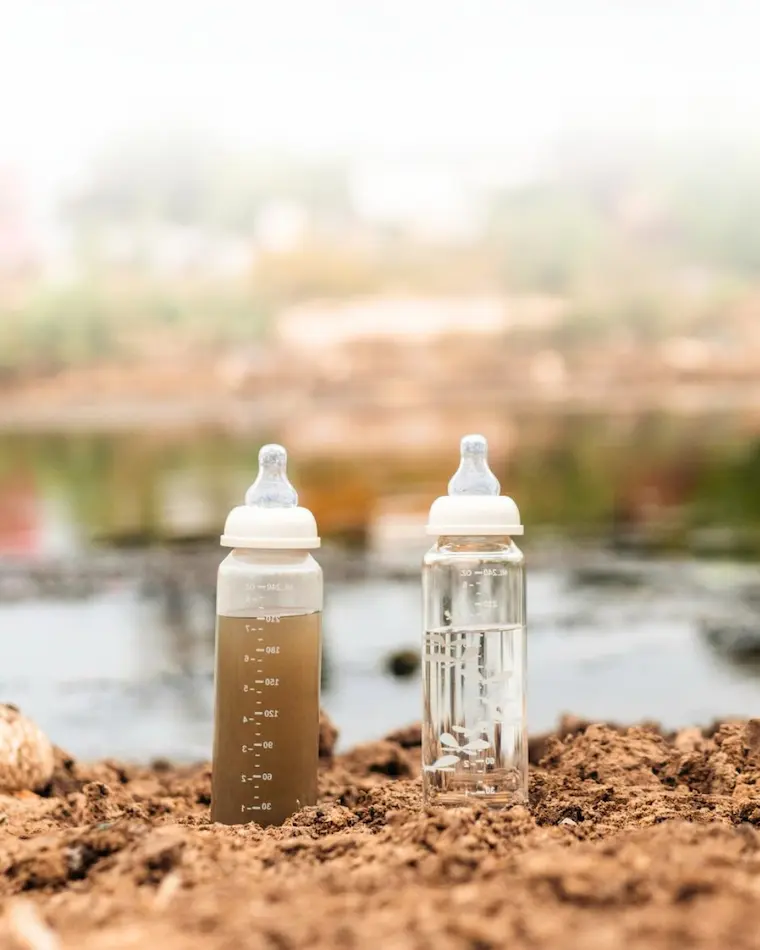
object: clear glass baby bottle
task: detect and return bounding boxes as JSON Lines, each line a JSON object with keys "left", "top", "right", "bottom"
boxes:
{"left": 212, "top": 445, "right": 322, "bottom": 827}
{"left": 422, "top": 435, "right": 527, "bottom": 808}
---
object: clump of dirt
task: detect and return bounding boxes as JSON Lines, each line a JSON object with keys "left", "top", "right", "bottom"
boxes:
{"left": 317, "top": 707, "right": 339, "bottom": 761}
{"left": 4, "top": 712, "right": 760, "bottom": 949}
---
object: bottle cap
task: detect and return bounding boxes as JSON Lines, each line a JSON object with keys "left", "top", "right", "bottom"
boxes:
{"left": 221, "top": 444, "right": 320, "bottom": 549}
{"left": 426, "top": 434, "right": 523, "bottom": 536}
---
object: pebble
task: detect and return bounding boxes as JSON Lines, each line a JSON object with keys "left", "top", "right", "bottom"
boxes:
{"left": 0, "top": 705, "right": 55, "bottom": 793}
{"left": 385, "top": 649, "right": 419, "bottom": 679}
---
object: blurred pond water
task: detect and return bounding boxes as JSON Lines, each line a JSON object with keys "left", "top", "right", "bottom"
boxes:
{"left": 1, "top": 554, "right": 759, "bottom": 761}
{"left": 1, "top": 422, "right": 760, "bottom": 760}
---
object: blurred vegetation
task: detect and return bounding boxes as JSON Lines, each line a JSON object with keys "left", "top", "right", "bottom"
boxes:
{"left": 2, "top": 136, "right": 760, "bottom": 379}
{"left": 65, "top": 134, "right": 354, "bottom": 233}
{"left": 3, "top": 417, "right": 760, "bottom": 554}
{"left": 2, "top": 135, "right": 760, "bottom": 547}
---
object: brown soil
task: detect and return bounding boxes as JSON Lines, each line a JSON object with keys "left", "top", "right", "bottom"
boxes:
{"left": 3, "top": 713, "right": 760, "bottom": 949}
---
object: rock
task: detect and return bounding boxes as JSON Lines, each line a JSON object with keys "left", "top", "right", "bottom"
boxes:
{"left": 384, "top": 649, "right": 419, "bottom": 679}
{"left": 0, "top": 705, "right": 55, "bottom": 793}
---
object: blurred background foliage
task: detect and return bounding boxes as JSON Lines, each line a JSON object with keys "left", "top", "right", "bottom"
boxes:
{"left": 3, "top": 137, "right": 760, "bottom": 379}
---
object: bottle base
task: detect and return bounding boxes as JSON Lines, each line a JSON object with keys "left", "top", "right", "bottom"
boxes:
{"left": 423, "top": 789, "right": 528, "bottom": 810}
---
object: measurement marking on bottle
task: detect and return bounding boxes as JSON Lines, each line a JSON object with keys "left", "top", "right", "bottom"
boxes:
{"left": 256, "top": 648, "right": 265, "bottom": 653}
{"left": 255, "top": 680, "right": 264, "bottom": 684}
{"left": 254, "top": 711, "right": 263, "bottom": 716}
{"left": 254, "top": 743, "right": 262, "bottom": 747}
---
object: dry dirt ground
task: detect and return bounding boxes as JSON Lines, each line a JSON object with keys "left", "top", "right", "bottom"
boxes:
{"left": 3, "top": 713, "right": 760, "bottom": 949}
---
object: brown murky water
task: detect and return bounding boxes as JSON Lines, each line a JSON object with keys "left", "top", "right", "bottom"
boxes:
{"left": 211, "top": 612, "right": 321, "bottom": 826}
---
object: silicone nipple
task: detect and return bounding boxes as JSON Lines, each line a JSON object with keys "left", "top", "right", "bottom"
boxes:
{"left": 447, "top": 434, "right": 500, "bottom": 496}
{"left": 245, "top": 444, "right": 298, "bottom": 508}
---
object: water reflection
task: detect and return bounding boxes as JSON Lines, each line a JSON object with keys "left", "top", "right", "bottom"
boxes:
{"left": 141, "top": 551, "right": 334, "bottom": 696}
{"left": 2, "top": 417, "right": 760, "bottom": 557}
{"left": 143, "top": 561, "right": 214, "bottom": 720}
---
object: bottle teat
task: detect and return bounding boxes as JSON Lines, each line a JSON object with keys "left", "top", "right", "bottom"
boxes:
{"left": 245, "top": 444, "right": 298, "bottom": 508}
{"left": 447, "top": 434, "right": 500, "bottom": 497}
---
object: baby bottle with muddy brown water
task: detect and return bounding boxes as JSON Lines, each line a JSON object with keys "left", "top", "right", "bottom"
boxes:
{"left": 422, "top": 434, "right": 527, "bottom": 808}
{"left": 212, "top": 444, "right": 322, "bottom": 827}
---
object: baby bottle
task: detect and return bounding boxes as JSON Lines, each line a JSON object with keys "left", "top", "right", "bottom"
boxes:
{"left": 422, "top": 434, "right": 527, "bottom": 807}
{"left": 211, "top": 444, "right": 322, "bottom": 826}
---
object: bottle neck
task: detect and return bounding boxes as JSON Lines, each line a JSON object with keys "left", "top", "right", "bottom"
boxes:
{"left": 228, "top": 548, "right": 314, "bottom": 566}
{"left": 434, "top": 535, "right": 516, "bottom": 553}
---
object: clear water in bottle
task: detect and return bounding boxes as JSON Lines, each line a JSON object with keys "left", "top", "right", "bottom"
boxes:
{"left": 422, "top": 435, "right": 527, "bottom": 807}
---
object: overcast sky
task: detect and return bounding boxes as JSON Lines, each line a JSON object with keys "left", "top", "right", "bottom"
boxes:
{"left": 2, "top": 0, "right": 759, "bottom": 201}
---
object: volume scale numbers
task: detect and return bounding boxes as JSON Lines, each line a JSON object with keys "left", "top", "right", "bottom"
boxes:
{"left": 240, "top": 621, "right": 281, "bottom": 815}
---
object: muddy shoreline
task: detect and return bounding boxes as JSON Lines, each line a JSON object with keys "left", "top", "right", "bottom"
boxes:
{"left": 3, "top": 713, "right": 760, "bottom": 948}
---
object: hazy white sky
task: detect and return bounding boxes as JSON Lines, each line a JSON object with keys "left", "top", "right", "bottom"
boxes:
{"left": 2, "top": 0, "right": 759, "bottom": 197}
